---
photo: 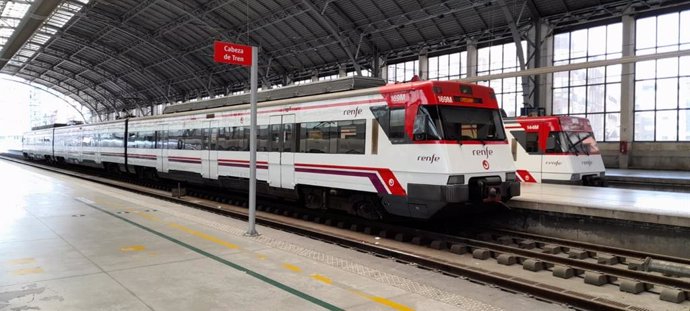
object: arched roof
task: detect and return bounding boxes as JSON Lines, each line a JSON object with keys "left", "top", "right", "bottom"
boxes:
{"left": 0, "top": 0, "right": 681, "bottom": 117}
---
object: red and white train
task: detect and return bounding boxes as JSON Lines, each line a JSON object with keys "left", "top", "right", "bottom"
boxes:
{"left": 23, "top": 78, "right": 520, "bottom": 220}
{"left": 504, "top": 115, "right": 606, "bottom": 186}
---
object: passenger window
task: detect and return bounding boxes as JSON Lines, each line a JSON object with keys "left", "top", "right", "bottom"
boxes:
{"left": 336, "top": 120, "right": 366, "bottom": 154}
{"left": 300, "top": 122, "right": 333, "bottom": 153}
{"left": 257, "top": 125, "right": 269, "bottom": 151}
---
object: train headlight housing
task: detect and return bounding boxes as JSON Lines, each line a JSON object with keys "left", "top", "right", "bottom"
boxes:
{"left": 505, "top": 172, "right": 516, "bottom": 182}
{"left": 570, "top": 173, "right": 581, "bottom": 181}
{"left": 447, "top": 175, "right": 465, "bottom": 185}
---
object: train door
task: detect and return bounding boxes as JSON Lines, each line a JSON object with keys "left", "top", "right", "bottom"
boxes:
{"left": 208, "top": 121, "right": 219, "bottom": 180}
{"left": 161, "top": 124, "right": 169, "bottom": 173}
{"left": 199, "top": 122, "right": 212, "bottom": 179}
{"left": 268, "top": 114, "right": 296, "bottom": 189}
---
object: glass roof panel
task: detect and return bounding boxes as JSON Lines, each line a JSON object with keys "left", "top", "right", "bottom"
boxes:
{"left": 5, "top": 0, "right": 89, "bottom": 69}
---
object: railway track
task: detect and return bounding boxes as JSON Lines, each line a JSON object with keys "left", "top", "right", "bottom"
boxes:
{"left": 3, "top": 154, "right": 688, "bottom": 311}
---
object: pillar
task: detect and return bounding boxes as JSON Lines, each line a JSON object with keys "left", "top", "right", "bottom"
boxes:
{"left": 619, "top": 11, "right": 636, "bottom": 169}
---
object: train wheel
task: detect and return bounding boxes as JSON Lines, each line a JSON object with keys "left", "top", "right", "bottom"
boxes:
{"left": 302, "top": 188, "right": 325, "bottom": 210}
{"left": 353, "top": 199, "right": 384, "bottom": 220}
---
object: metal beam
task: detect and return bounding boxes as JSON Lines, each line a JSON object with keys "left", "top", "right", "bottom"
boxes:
{"left": 302, "top": 0, "right": 361, "bottom": 74}
{"left": 496, "top": 0, "right": 530, "bottom": 108}
{"left": 0, "top": 0, "right": 62, "bottom": 70}
{"left": 460, "top": 48, "right": 690, "bottom": 83}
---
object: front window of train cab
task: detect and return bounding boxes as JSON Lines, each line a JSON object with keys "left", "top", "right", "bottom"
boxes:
{"left": 412, "top": 105, "right": 506, "bottom": 143}
{"left": 545, "top": 118, "right": 600, "bottom": 155}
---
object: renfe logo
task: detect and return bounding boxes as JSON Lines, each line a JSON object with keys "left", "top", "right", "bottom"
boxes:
{"left": 343, "top": 107, "right": 363, "bottom": 118}
{"left": 582, "top": 160, "right": 593, "bottom": 166}
{"left": 526, "top": 124, "right": 539, "bottom": 130}
{"left": 545, "top": 160, "right": 562, "bottom": 166}
{"left": 472, "top": 147, "right": 494, "bottom": 158}
{"left": 417, "top": 154, "right": 440, "bottom": 164}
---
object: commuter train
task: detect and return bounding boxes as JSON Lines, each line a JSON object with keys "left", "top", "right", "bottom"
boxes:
{"left": 504, "top": 115, "right": 606, "bottom": 186}
{"left": 22, "top": 77, "right": 520, "bottom": 220}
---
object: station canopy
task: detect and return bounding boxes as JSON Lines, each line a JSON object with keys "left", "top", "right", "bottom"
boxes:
{"left": 0, "top": 0, "right": 671, "bottom": 117}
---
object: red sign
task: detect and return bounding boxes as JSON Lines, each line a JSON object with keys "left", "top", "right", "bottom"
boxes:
{"left": 213, "top": 41, "right": 253, "bottom": 67}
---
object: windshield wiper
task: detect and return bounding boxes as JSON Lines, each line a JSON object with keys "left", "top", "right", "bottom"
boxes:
{"left": 567, "top": 133, "right": 593, "bottom": 156}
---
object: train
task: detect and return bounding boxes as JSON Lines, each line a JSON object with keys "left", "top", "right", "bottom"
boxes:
{"left": 22, "top": 77, "right": 520, "bottom": 220}
{"left": 504, "top": 115, "right": 606, "bottom": 186}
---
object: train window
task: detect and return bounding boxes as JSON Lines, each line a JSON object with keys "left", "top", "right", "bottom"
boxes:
{"left": 336, "top": 120, "right": 366, "bottom": 154}
{"left": 257, "top": 125, "right": 269, "bottom": 151}
{"left": 269, "top": 124, "right": 282, "bottom": 152}
{"left": 300, "top": 122, "right": 334, "bottom": 153}
{"left": 184, "top": 129, "right": 206, "bottom": 150}
{"left": 127, "top": 132, "right": 138, "bottom": 148}
{"left": 168, "top": 130, "right": 185, "bottom": 149}
{"left": 510, "top": 130, "right": 540, "bottom": 154}
{"left": 283, "top": 123, "right": 295, "bottom": 152}
{"left": 388, "top": 108, "right": 406, "bottom": 140}
{"left": 525, "top": 133, "right": 539, "bottom": 153}
{"left": 413, "top": 106, "right": 442, "bottom": 141}
{"left": 216, "top": 127, "right": 229, "bottom": 150}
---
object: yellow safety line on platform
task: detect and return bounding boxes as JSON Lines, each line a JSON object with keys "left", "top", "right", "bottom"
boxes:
{"left": 132, "top": 210, "right": 160, "bottom": 222}
{"left": 13, "top": 267, "right": 44, "bottom": 275}
{"left": 167, "top": 223, "right": 240, "bottom": 249}
{"left": 311, "top": 274, "right": 333, "bottom": 285}
{"left": 7, "top": 258, "right": 35, "bottom": 265}
{"left": 121, "top": 206, "right": 413, "bottom": 311}
{"left": 120, "top": 245, "right": 146, "bottom": 252}
{"left": 282, "top": 263, "right": 302, "bottom": 272}
{"left": 351, "top": 289, "right": 414, "bottom": 311}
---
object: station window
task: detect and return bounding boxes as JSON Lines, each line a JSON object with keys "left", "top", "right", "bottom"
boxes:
{"left": 346, "top": 69, "right": 372, "bottom": 77}
{"left": 293, "top": 79, "right": 311, "bottom": 86}
{"left": 552, "top": 23, "right": 622, "bottom": 142}
{"left": 428, "top": 51, "right": 467, "bottom": 80}
{"left": 634, "top": 10, "right": 690, "bottom": 141}
{"left": 387, "top": 60, "right": 419, "bottom": 83}
{"left": 318, "top": 74, "right": 339, "bottom": 81}
{"left": 477, "top": 41, "right": 527, "bottom": 117}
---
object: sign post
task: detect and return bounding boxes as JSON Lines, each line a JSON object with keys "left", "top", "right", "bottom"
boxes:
{"left": 213, "top": 41, "right": 259, "bottom": 236}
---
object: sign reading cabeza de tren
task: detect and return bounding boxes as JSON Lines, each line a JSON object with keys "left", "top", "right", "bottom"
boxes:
{"left": 213, "top": 41, "right": 252, "bottom": 67}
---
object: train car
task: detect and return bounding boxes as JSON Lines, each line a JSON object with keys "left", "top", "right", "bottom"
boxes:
{"left": 23, "top": 77, "right": 520, "bottom": 220}
{"left": 504, "top": 115, "right": 606, "bottom": 186}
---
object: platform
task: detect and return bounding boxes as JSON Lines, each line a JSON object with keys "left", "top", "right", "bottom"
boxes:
{"left": 606, "top": 168, "right": 690, "bottom": 191}
{"left": 512, "top": 183, "right": 690, "bottom": 228}
{"left": 0, "top": 160, "right": 563, "bottom": 311}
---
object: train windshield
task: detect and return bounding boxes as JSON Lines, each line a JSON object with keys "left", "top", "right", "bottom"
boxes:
{"left": 413, "top": 106, "right": 506, "bottom": 142}
{"left": 546, "top": 131, "right": 600, "bottom": 154}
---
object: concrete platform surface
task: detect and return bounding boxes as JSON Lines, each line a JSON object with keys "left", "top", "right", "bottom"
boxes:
{"left": 0, "top": 160, "right": 565, "bottom": 311}
{"left": 513, "top": 182, "right": 690, "bottom": 227}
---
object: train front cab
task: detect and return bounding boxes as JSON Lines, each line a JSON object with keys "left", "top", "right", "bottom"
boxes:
{"left": 505, "top": 116, "right": 606, "bottom": 186}
{"left": 374, "top": 81, "right": 520, "bottom": 219}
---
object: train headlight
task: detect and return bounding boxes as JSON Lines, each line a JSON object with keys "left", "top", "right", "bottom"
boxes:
{"left": 570, "top": 173, "right": 581, "bottom": 181}
{"left": 505, "top": 172, "right": 516, "bottom": 182}
{"left": 447, "top": 175, "right": 465, "bottom": 185}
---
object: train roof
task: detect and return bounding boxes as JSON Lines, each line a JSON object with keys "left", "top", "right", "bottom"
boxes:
{"left": 163, "top": 76, "right": 387, "bottom": 114}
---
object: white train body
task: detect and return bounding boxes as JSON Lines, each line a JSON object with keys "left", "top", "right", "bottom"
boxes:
{"left": 504, "top": 116, "right": 606, "bottom": 186}
{"left": 23, "top": 79, "right": 520, "bottom": 219}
